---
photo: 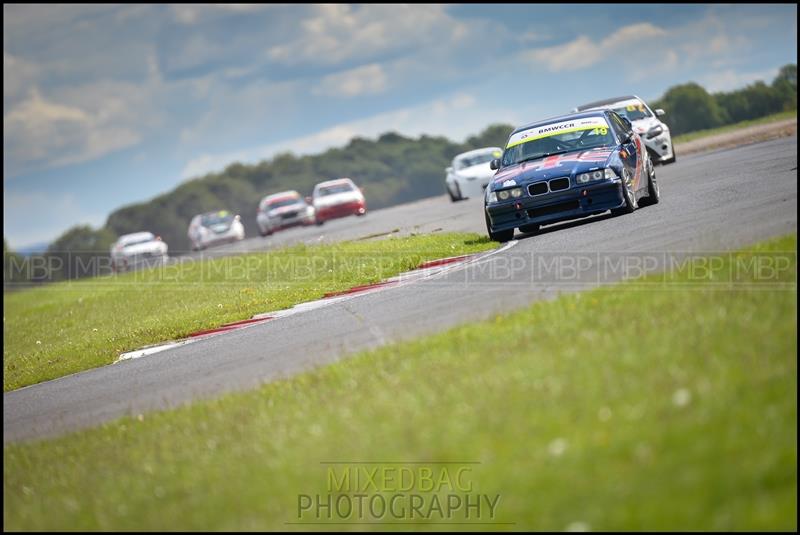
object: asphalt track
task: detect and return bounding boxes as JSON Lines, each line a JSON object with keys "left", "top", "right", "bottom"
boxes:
{"left": 4, "top": 137, "right": 797, "bottom": 443}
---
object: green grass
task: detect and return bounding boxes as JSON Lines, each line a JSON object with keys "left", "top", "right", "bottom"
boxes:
{"left": 2, "top": 233, "right": 495, "bottom": 392}
{"left": 674, "top": 110, "right": 797, "bottom": 144}
{"left": 4, "top": 235, "right": 796, "bottom": 531}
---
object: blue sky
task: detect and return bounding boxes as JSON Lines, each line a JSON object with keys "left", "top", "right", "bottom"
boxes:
{"left": 3, "top": 4, "right": 797, "bottom": 248}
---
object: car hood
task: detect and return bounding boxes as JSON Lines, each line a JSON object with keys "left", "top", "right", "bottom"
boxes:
{"left": 490, "top": 148, "right": 616, "bottom": 190}
{"left": 119, "top": 241, "right": 165, "bottom": 255}
{"left": 455, "top": 162, "right": 495, "bottom": 181}
{"left": 314, "top": 191, "right": 362, "bottom": 207}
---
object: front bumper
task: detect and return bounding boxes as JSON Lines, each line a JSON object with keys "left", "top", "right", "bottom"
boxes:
{"left": 316, "top": 201, "right": 366, "bottom": 221}
{"left": 643, "top": 133, "right": 673, "bottom": 162}
{"left": 200, "top": 228, "right": 244, "bottom": 247}
{"left": 485, "top": 180, "right": 626, "bottom": 232}
{"left": 259, "top": 212, "right": 315, "bottom": 232}
{"left": 113, "top": 250, "right": 167, "bottom": 266}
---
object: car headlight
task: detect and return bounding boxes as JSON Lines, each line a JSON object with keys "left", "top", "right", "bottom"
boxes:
{"left": 486, "top": 191, "right": 498, "bottom": 203}
{"left": 646, "top": 125, "right": 663, "bottom": 139}
{"left": 577, "top": 168, "right": 619, "bottom": 184}
{"left": 493, "top": 187, "right": 523, "bottom": 201}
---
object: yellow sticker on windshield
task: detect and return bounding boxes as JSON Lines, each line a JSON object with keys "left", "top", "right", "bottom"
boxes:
{"left": 506, "top": 117, "right": 610, "bottom": 149}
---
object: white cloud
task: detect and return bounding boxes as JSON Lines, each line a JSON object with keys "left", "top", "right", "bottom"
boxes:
{"left": 528, "top": 23, "right": 668, "bottom": 72}
{"left": 171, "top": 4, "right": 276, "bottom": 25}
{"left": 180, "top": 92, "right": 518, "bottom": 179}
{"left": 3, "top": 52, "right": 41, "bottom": 101}
{"left": 4, "top": 86, "right": 144, "bottom": 176}
{"left": 699, "top": 68, "right": 780, "bottom": 93}
{"left": 313, "top": 63, "right": 388, "bottom": 98}
{"left": 267, "top": 4, "right": 467, "bottom": 66}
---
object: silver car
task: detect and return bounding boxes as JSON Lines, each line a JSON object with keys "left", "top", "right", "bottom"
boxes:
{"left": 256, "top": 190, "right": 316, "bottom": 236}
{"left": 188, "top": 210, "right": 245, "bottom": 250}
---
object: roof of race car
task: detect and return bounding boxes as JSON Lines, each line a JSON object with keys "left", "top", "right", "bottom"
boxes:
{"left": 455, "top": 146, "right": 503, "bottom": 160}
{"left": 511, "top": 109, "right": 611, "bottom": 136}
{"left": 315, "top": 178, "right": 355, "bottom": 189}
{"left": 262, "top": 190, "right": 301, "bottom": 202}
{"left": 575, "top": 95, "right": 640, "bottom": 111}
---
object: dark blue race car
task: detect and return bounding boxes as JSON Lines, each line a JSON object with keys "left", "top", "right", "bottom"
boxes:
{"left": 484, "top": 109, "right": 660, "bottom": 242}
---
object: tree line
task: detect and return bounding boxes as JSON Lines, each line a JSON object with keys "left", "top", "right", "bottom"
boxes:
{"left": 4, "top": 64, "right": 796, "bottom": 285}
{"left": 651, "top": 64, "right": 796, "bottom": 136}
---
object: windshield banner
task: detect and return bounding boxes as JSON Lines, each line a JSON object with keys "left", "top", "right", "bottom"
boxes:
{"left": 506, "top": 116, "right": 610, "bottom": 149}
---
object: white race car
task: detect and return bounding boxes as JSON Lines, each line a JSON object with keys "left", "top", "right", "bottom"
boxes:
{"left": 575, "top": 95, "right": 675, "bottom": 164}
{"left": 256, "top": 190, "right": 316, "bottom": 236}
{"left": 445, "top": 147, "right": 503, "bottom": 202}
{"left": 110, "top": 231, "right": 168, "bottom": 271}
{"left": 188, "top": 210, "right": 245, "bottom": 251}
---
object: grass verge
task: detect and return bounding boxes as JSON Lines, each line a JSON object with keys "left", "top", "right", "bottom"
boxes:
{"left": 2, "top": 232, "right": 495, "bottom": 391}
{"left": 673, "top": 110, "right": 797, "bottom": 144}
{"left": 3, "top": 234, "right": 796, "bottom": 530}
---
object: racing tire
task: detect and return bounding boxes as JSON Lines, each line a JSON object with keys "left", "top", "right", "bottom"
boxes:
{"left": 611, "top": 170, "right": 637, "bottom": 216}
{"left": 316, "top": 218, "right": 324, "bottom": 226}
{"left": 639, "top": 165, "right": 660, "bottom": 207}
{"left": 449, "top": 182, "right": 465, "bottom": 202}
{"left": 519, "top": 223, "right": 540, "bottom": 235}
{"left": 485, "top": 212, "right": 514, "bottom": 242}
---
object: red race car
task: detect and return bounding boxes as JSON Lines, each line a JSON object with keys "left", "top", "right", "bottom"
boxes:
{"left": 311, "top": 178, "right": 367, "bottom": 225}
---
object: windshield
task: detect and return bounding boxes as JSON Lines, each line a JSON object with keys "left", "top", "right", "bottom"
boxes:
{"left": 612, "top": 101, "right": 652, "bottom": 121}
{"left": 502, "top": 117, "right": 616, "bottom": 167}
{"left": 264, "top": 197, "right": 302, "bottom": 210}
{"left": 455, "top": 151, "right": 498, "bottom": 170}
{"left": 201, "top": 212, "right": 234, "bottom": 227}
{"left": 316, "top": 183, "right": 354, "bottom": 196}
{"left": 122, "top": 236, "right": 155, "bottom": 247}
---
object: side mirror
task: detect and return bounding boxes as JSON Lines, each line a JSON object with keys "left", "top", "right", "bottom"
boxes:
{"left": 489, "top": 158, "right": 501, "bottom": 170}
{"left": 655, "top": 108, "right": 666, "bottom": 117}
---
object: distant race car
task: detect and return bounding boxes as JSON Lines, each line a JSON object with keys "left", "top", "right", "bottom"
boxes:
{"left": 110, "top": 231, "right": 168, "bottom": 271}
{"left": 574, "top": 94, "right": 675, "bottom": 164}
{"left": 445, "top": 146, "right": 504, "bottom": 202}
{"left": 256, "top": 190, "right": 316, "bottom": 236}
{"left": 484, "top": 109, "right": 659, "bottom": 242}
{"left": 311, "top": 178, "right": 366, "bottom": 225}
{"left": 188, "top": 210, "right": 245, "bottom": 250}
